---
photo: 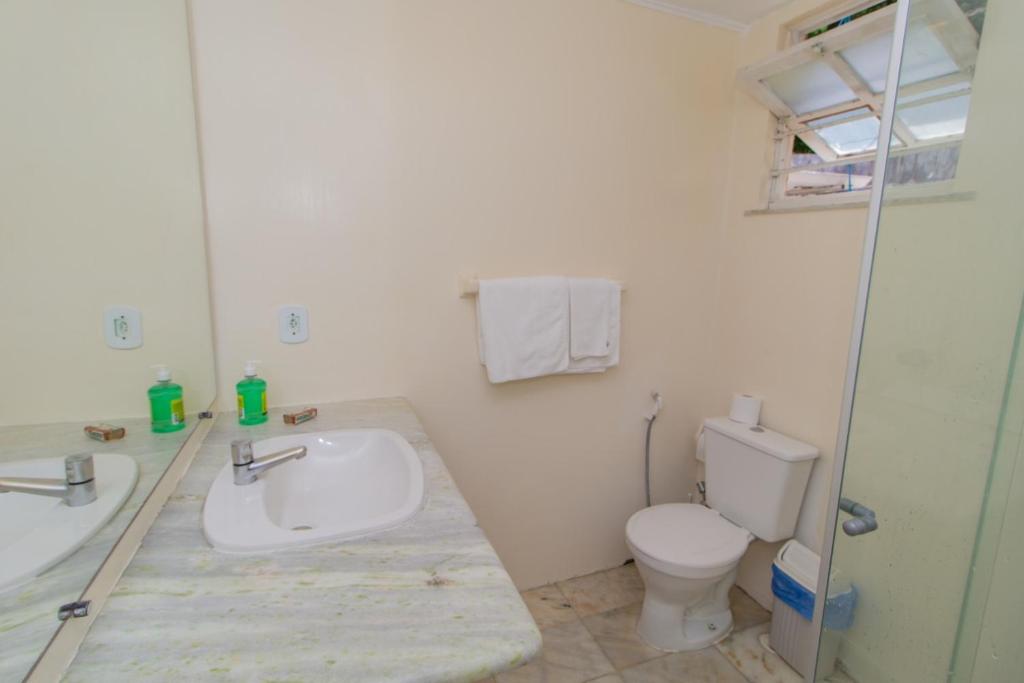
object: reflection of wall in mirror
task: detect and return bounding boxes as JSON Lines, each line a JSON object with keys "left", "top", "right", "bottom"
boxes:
{"left": 0, "top": 0, "right": 216, "bottom": 426}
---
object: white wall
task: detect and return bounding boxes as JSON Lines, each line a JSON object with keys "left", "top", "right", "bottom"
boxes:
{"left": 0, "top": 0, "right": 217, "bottom": 425}
{"left": 191, "top": 0, "right": 740, "bottom": 588}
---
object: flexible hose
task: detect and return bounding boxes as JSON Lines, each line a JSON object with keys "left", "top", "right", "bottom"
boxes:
{"left": 644, "top": 414, "right": 656, "bottom": 508}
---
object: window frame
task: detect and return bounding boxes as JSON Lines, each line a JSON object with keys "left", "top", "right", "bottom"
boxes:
{"left": 788, "top": 0, "right": 898, "bottom": 46}
{"left": 739, "top": 0, "right": 980, "bottom": 209}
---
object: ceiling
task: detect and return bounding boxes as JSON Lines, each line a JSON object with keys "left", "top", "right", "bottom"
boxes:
{"left": 624, "top": 0, "right": 798, "bottom": 31}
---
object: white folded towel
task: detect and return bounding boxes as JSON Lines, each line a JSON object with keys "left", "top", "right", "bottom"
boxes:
{"left": 569, "top": 278, "right": 617, "bottom": 360}
{"left": 564, "top": 281, "right": 620, "bottom": 374}
{"left": 477, "top": 277, "right": 570, "bottom": 384}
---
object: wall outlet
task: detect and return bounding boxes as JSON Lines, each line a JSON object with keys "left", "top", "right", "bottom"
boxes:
{"left": 104, "top": 306, "right": 143, "bottom": 349}
{"left": 278, "top": 305, "right": 309, "bottom": 344}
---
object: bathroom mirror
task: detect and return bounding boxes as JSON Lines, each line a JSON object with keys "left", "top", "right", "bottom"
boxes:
{"left": 0, "top": 2, "right": 215, "bottom": 679}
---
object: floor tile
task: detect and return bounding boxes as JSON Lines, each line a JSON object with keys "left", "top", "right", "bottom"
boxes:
{"left": 620, "top": 648, "right": 747, "bottom": 683}
{"left": 495, "top": 620, "right": 616, "bottom": 683}
{"left": 581, "top": 603, "right": 664, "bottom": 670}
{"left": 731, "top": 585, "right": 772, "bottom": 631}
{"left": 521, "top": 584, "right": 578, "bottom": 630}
{"left": 556, "top": 564, "right": 644, "bottom": 618}
{"left": 586, "top": 675, "right": 625, "bottom": 682}
{"left": 715, "top": 623, "right": 802, "bottom": 683}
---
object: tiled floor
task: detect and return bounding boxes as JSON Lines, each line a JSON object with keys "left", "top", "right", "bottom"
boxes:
{"left": 480, "top": 562, "right": 810, "bottom": 683}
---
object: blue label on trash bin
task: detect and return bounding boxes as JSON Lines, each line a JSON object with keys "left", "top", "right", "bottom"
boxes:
{"left": 772, "top": 564, "right": 816, "bottom": 620}
{"left": 771, "top": 564, "right": 858, "bottom": 630}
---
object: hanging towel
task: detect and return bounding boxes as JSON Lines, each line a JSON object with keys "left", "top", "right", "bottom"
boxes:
{"left": 564, "top": 282, "right": 621, "bottom": 374}
{"left": 569, "top": 278, "right": 616, "bottom": 360}
{"left": 477, "top": 277, "right": 570, "bottom": 384}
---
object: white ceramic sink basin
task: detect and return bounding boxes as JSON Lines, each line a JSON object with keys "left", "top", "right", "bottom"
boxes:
{"left": 0, "top": 454, "right": 139, "bottom": 593}
{"left": 203, "top": 429, "right": 424, "bottom": 552}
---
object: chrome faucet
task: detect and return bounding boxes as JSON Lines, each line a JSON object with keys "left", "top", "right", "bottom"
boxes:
{"left": 231, "top": 439, "right": 307, "bottom": 486}
{"left": 0, "top": 454, "right": 98, "bottom": 507}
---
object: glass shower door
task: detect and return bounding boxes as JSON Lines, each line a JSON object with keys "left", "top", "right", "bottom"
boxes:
{"left": 815, "top": 0, "right": 1024, "bottom": 681}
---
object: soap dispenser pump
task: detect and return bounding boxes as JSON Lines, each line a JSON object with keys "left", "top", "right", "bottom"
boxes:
{"left": 149, "top": 365, "right": 186, "bottom": 433}
{"left": 237, "top": 361, "right": 268, "bottom": 426}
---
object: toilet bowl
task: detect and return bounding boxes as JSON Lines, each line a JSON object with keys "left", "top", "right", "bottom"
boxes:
{"left": 626, "top": 416, "right": 819, "bottom": 653}
{"left": 626, "top": 503, "right": 753, "bottom": 651}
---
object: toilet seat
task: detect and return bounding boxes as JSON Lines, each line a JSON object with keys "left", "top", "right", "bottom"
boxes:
{"left": 626, "top": 504, "right": 753, "bottom": 579}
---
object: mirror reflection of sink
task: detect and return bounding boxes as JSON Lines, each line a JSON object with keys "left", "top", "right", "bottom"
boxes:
{"left": 0, "top": 454, "right": 139, "bottom": 593}
{"left": 203, "top": 429, "right": 424, "bottom": 553}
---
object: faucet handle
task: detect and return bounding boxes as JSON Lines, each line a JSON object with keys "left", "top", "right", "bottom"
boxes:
{"left": 64, "top": 454, "right": 95, "bottom": 485}
{"left": 231, "top": 439, "right": 254, "bottom": 466}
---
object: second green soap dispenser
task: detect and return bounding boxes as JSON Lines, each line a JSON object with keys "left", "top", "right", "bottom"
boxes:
{"left": 149, "top": 365, "right": 186, "bottom": 433}
{"left": 237, "top": 361, "right": 268, "bottom": 425}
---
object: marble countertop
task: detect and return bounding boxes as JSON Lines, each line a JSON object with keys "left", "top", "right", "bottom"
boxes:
{"left": 0, "top": 417, "right": 196, "bottom": 683}
{"left": 65, "top": 398, "right": 541, "bottom": 682}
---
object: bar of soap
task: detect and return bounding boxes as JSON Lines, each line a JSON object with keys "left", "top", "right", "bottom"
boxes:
{"left": 84, "top": 424, "right": 126, "bottom": 441}
{"left": 283, "top": 408, "right": 317, "bottom": 425}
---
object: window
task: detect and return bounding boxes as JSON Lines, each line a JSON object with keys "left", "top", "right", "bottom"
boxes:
{"left": 800, "top": 0, "right": 898, "bottom": 42}
{"left": 739, "top": 0, "right": 982, "bottom": 206}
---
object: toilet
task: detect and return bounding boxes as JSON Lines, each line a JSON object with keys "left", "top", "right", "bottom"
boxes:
{"left": 626, "top": 417, "right": 819, "bottom": 652}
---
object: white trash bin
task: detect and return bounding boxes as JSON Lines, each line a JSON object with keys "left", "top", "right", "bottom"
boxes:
{"left": 769, "top": 540, "right": 856, "bottom": 679}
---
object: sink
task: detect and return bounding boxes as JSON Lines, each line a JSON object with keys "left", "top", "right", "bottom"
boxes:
{"left": 202, "top": 429, "right": 424, "bottom": 552}
{"left": 0, "top": 454, "right": 139, "bottom": 593}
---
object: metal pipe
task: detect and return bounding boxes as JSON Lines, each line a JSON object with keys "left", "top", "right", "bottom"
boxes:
{"left": 839, "top": 497, "right": 879, "bottom": 536}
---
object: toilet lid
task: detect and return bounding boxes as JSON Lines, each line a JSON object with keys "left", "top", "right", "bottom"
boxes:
{"left": 626, "top": 504, "right": 752, "bottom": 571}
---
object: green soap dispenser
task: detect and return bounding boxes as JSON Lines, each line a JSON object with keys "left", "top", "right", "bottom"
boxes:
{"left": 237, "top": 360, "right": 268, "bottom": 425}
{"left": 149, "top": 365, "right": 186, "bottom": 433}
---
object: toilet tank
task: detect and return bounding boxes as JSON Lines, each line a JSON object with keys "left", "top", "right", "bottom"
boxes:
{"left": 703, "top": 417, "right": 819, "bottom": 542}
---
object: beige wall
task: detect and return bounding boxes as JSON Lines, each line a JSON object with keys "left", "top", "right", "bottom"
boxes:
{"left": 0, "top": 0, "right": 217, "bottom": 426}
{"left": 191, "top": 0, "right": 740, "bottom": 588}
{"left": 706, "top": 0, "right": 869, "bottom": 607}
{"left": 964, "top": 340, "right": 1024, "bottom": 683}
{"left": 957, "top": 239, "right": 1024, "bottom": 683}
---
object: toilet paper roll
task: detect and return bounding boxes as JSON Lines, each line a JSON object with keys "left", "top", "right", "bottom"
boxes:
{"left": 729, "top": 394, "right": 762, "bottom": 425}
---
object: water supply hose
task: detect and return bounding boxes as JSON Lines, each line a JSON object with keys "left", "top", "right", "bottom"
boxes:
{"left": 644, "top": 415, "right": 656, "bottom": 508}
{"left": 644, "top": 392, "right": 662, "bottom": 508}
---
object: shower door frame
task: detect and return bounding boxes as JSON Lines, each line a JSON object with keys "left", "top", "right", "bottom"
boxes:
{"left": 807, "top": 0, "right": 912, "bottom": 680}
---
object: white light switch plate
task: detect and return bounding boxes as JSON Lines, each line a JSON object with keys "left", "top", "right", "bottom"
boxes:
{"left": 278, "top": 305, "right": 309, "bottom": 344}
{"left": 104, "top": 306, "right": 143, "bottom": 349}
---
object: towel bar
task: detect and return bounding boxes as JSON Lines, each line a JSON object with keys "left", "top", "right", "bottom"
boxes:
{"left": 458, "top": 275, "right": 626, "bottom": 299}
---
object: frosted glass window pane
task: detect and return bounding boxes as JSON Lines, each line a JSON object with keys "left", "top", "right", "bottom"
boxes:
{"left": 816, "top": 116, "right": 881, "bottom": 155}
{"left": 897, "top": 94, "right": 971, "bottom": 140}
{"left": 763, "top": 61, "right": 857, "bottom": 115}
{"left": 840, "top": 32, "right": 893, "bottom": 93}
{"left": 842, "top": 26, "right": 959, "bottom": 93}
{"left": 900, "top": 25, "right": 961, "bottom": 85}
